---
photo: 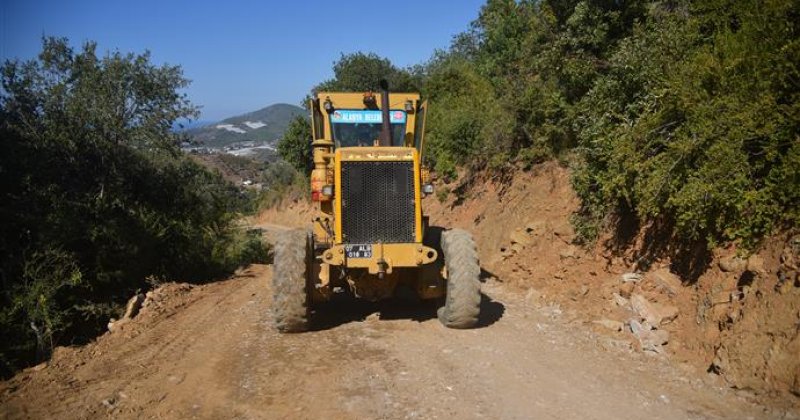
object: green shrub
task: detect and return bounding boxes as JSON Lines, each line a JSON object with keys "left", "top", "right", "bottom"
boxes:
{"left": 277, "top": 116, "right": 312, "bottom": 174}
{"left": 0, "top": 38, "right": 264, "bottom": 376}
{"left": 422, "top": 58, "right": 514, "bottom": 173}
{"left": 572, "top": 1, "right": 800, "bottom": 249}
{"left": 436, "top": 186, "right": 451, "bottom": 203}
{"left": 258, "top": 160, "right": 308, "bottom": 209}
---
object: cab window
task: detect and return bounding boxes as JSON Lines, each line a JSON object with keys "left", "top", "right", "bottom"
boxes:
{"left": 330, "top": 110, "right": 406, "bottom": 147}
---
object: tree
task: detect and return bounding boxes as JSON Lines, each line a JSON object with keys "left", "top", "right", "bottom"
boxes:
{"left": 0, "top": 37, "right": 261, "bottom": 377}
{"left": 571, "top": 0, "right": 800, "bottom": 248}
{"left": 277, "top": 115, "right": 312, "bottom": 174}
{"left": 313, "top": 52, "right": 420, "bottom": 93}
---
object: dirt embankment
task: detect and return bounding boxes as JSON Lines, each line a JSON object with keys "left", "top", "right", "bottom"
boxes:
{"left": 252, "top": 162, "right": 800, "bottom": 404}
{"left": 251, "top": 162, "right": 799, "bottom": 405}
{"left": 251, "top": 198, "right": 314, "bottom": 229}
{"left": 424, "top": 162, "right": 800, "bottom": 406}
{"left": 1, "top": 162, "right": 797, "bottom": 418}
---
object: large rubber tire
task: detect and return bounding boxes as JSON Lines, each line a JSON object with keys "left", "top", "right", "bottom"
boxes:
{"left": 272, "top": 229, "right": 309, "bottom": 332}
{"left": 438, "top": 228, "right": 481, "bottom": 328}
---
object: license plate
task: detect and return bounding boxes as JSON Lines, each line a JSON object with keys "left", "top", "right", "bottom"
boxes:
{"left": 345, "top": 244, "right": 372, "bottom": 259}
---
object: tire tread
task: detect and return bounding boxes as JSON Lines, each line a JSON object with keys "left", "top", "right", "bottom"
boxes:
{"left": 439, "top": 228, "right": 481, "bottom": 328}
{"left": 272, "top": 229, "right": 309, "bottom": 332}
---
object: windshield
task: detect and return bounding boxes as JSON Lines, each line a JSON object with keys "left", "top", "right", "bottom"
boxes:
{"left": 330, "top": 110, "right": 406, "bottom": 147}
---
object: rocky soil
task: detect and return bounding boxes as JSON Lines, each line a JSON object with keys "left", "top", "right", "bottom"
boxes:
{"left": 0, "top": 263, "right": 777, "bottom": 419}
{"left": 2, "top": 162, "right": 798, "bottom": 419}
{"left": 423, "top": 162, "right": 800, "bottom": 412}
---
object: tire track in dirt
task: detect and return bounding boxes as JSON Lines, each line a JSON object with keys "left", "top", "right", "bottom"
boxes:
{"left": 1, "top": 262, "right": 773, "bottom": 419}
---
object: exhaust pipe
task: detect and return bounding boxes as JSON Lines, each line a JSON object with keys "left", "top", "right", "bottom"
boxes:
{"left": 379, "top": 79, "right": 392, "bottom": 147}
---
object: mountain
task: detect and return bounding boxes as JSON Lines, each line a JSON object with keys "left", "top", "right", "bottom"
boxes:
{"left": 186, "top": 103, "right": 305, "bottom": 148}
{"left": 173, "top": 119, "right": 215, "bottom": 131}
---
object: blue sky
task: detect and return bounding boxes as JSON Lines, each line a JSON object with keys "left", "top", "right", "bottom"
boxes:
{"left": 1, "top": 0, "right": 485, "bottom": 121}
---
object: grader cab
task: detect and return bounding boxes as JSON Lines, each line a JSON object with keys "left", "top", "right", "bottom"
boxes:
{"left": 271, "top": 81, "right": 481, "bottom": 331}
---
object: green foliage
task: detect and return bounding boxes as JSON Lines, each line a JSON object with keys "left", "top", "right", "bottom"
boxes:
{"left": 572, "top": 0, "right": 800, "bottom": 248}
{"left": 209, "top": 225, "right": 271, "bottom": 269}
{"left": 297, "top": 0, "right": 798, "bottom": 252}
{"left": 216, "top": 153, "right": 266, "bottom": 178}
{"left": 436, "top": 186, "right": 451, "bottom": 203}
{"left": 258, "top": 160, "right": 308, "bottom": 209}
{"left": 416, "top": 0, "right": 797, "bottom": 250}
{"left": 419, "top": 0, "right": 646, "bottom": 172}
{"left": 314, "top": 52, "right": 420, "bottom": 93}
{"left": 0, "top": 38, "right": 263, "bottom": 376}
{"left": 6, "top": 248, "right": 82, "bottom": 361}
{"left": 422, "top": 57, "right": 515, "bottom": 173}
{"left": 262, "top": 160, "right": 299, "bottom": 188}
{"left": 277, "top": 115, "right": 312, "bottom": 173}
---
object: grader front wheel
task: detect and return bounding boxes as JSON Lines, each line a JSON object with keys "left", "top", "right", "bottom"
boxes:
{"left": 271, "top": 229, "right": 309, "bottom": 333}
{"left": 438, "top": 228, "right": 481, "bottom": 328}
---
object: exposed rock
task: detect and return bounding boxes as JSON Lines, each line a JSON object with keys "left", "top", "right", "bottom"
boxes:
{"left": 777, "top": 276, "right": 795, "bottom": 294}
{"left": 593, "top": 319, "right": 624, "bottom": 332}
{"left": 659, "top": 305, "right": 681, "bottom": 325}
{"left": 621, "top": 272, "right": 643, "bottom": 283}
{"left": 559, "top": 246, "right": 578, "bottom": 260}
{"left": 630, "top": 294, "right": 679, "bottom": 326}
{"left": 108, "top": 293, "right": 145, "bottom": 333}
{"left": 101, "top": 397, "right": 116, "bottom": 409}
{"left": 629, "top": 319, "right": 669, "bottom": 353}
{"left": 646, "top": 269, "right": 682, "bottom": 296}
{"left": 710, "top": 291, "right": 733, "bottom": 305}
{"left": 524, "top": 287, "right": 543, "bottom": 305}
{"left": 618, "top": 282, "right": 635, "bottom": 298}
{"left": 499, "top": 247, "right": 514, "bottom": 259}
{"left": 719, "top": 256, "right": 746, "bottom": 272}
{"left": 710, "top": 352, "right": 727, "bottom": 375}
{"left": 509, "top": 229, "right": 533, "bottom": 247}
{"left": 123, "top": 293, "right": 145, "bottom": 320}
{"left": 164, "top": 374, "right": 187, "bottom": 387}
{"left": 569, "top": 285, "right": 587, "bottom": 301}
{"left": 612, "top": 292, "right": 630, "bottom": 309}
{"left": 780, "top": 246, "right": 798, "bottom": 270}
{"left": 552, "top": 223, "right": 573, "bottom": 238}
{"left": 31, "top": 362, "right": 47, "bottom": 372}
{"left": 746, "top": 254, "right": 766, "bottom": 274}
{"left": 597, "top": 336, "right": 633, "bottom": 352}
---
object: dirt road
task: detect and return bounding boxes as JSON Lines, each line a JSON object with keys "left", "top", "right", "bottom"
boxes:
{"left": 2, "top": 258, "right": 771, "bottom": 419}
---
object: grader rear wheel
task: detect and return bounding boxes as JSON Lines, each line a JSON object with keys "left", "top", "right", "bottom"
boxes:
{"left": 272, "top": 229, "right": 309, "bottom": 332}
{"left": 438, "top": 228, "right": 481, "bottom": 328}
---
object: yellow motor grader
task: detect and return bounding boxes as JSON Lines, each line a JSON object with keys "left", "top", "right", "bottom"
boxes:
{"left": 271, "top": 81, "right": 481, "bottom": 331}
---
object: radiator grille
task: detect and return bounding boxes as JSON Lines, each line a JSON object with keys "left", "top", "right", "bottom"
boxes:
{"left": 340, "top": 161, "right": 416, "bottom": 244}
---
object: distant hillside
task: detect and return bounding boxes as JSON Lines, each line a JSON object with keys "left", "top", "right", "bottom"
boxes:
{"left": 186, "top": 103, "right": 305, "bottom": 147}
{"left": 173, "top": 119, "right": 214, "bottom": 130}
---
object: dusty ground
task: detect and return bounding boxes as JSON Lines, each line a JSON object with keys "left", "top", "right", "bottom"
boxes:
{"left": 0, "top": 262, "right": 774, "bottom": 419}
{"left": 2, "top": 162, "right": 798, "bottom": 419}
{"left": 423, "top": 163, "right": 800, "bottom": 410}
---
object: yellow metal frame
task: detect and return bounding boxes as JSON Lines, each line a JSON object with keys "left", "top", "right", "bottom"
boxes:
{"left": 321, "top": 243, "right": 438, "bottom": 275}
{"left": 309, "top": 92, "right": 436, "bottom": 274}
{"left": 316, "top": 92, "right": 421, "bottom": 148}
